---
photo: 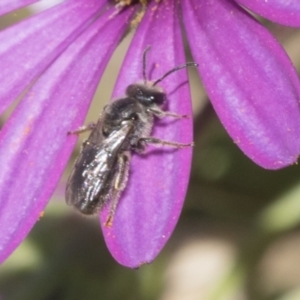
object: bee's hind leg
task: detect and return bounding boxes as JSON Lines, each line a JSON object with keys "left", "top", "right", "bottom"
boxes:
{"left": 138, "top": 137, "right": 194, "bottom": 149}
{"left": 105, "top": 151, "right": 131, "bottom": 227}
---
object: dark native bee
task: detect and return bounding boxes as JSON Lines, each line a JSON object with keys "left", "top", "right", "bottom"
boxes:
{"left": 66, "top": 47, "right": 198, "bottom": 227}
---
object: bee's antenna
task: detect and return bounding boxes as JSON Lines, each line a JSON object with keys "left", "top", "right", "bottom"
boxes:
{"left": 152, "top": 62, "right": 198, "bottom": 86}
{"left": 143, "top": 46, "right": 151, "bottom": 84}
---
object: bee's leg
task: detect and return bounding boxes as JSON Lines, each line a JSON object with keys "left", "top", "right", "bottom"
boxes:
{"left": 67, "top": 123, "right": 96, "bottom": 135}
{"left": 105, "top": 152, "right": 131, "bottom": 227}
{"left": 149, "top": 106, "right": 189, "bottom": 119}
{"left": 130, "top": 135, "right": 147, "bottom": 153}
{"left": 138, "top": 137, "right": 194, "bottom": 149}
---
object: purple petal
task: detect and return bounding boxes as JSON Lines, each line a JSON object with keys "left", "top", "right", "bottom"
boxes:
{"left": 100, "top": 1, "right": 193, "bottom": 268}
{"left": 0, "top": 7, "right": 134, "bottom": 264}
{"left": 0, "top": 0, "right": 38, "bottom": 15}
{"left": 183, "top": 0, "right": 300, "bottom": 169}
{"left": 0, "top": 0, "right": 105, "bottom": 114}
{"left": 235, "top": 0, "right": 300, "bottom": 27}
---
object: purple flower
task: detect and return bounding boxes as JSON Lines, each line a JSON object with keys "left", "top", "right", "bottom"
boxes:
{"left": 0, "top": 0, "right": 300, "bottom": 268}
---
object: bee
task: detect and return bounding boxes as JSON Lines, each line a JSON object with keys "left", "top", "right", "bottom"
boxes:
{"left": 66, "top": 47, "right": 197, "bottom": 227}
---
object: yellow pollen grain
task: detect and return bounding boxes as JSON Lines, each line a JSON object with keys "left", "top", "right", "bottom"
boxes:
{"left": 130, "top": 10, "right": 146, "bottom": 27}
{"left": 23, "top": 125, "right": 32, "bottom": 136}
{"left": 114, "top": 0, "right": 150, "bottom": 28}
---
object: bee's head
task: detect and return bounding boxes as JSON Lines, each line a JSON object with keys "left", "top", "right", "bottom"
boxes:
{"left": 126, "top": 83, "right": 166, "bottom": 107}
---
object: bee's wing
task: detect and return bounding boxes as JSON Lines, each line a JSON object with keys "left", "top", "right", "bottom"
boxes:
{"left": 66, "top": 121, "right": 133, "bottom": 214}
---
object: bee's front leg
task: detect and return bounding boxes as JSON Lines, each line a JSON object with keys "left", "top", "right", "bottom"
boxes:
{"left": 149, "top": 106, "right": 190, "bottom": 119}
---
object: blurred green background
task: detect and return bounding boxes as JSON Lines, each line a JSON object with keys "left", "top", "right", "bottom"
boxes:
{"left": 1, "top": 3, "right": 300, "bottom": 300}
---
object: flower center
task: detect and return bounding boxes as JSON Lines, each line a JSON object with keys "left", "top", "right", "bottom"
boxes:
{"left": 114, "top": 0, "right": 150, "bottom": 7}
{"left": 114, "top": 0, "right": 155, "bottom": 27}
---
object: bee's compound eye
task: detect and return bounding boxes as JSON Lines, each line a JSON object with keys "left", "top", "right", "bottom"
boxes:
{"left": 126, "top": 84, "right": 166, "bottom": 106}
{"left": 151, "top": 92, "right": 166, "bottom": 106}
